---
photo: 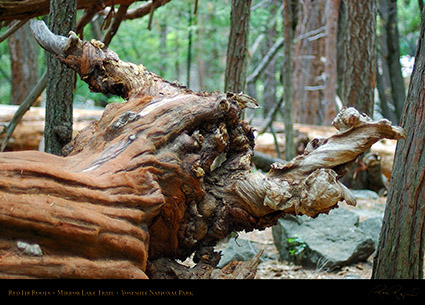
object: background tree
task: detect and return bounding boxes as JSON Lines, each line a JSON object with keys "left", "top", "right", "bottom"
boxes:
{"left": 372, "top": 7, "right": 425, "bottom": 279}
{"left": 337, "top": 0, "right": 378, "bottom": 117}
{"left": 282, "top": 0, "right": 297, "bottom": 161}
{"left": 323, "top": 0, "right": 339, "bottom": 124}
{"left": 292, "top": 0, "right": 326, "bottom": 125}
{"left": 260, "top": 0, "right": 279, "bottom": 117}
{"left": 224, "top": 0, "right": 252, "bottom": 93}
{"left": 377, "top": 0, "right": 406, "bottom": 124}
{"left": 8, "top": 23, "right": 39, "bottom": 105}
{"left": 44, "top": 0, "right": 77, "bottom": 155}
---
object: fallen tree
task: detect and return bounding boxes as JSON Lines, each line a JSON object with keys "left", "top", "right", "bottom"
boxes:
{"left": 0, "top": 105, "right": 103, "bottom": 151}
{"left": 0, "top": 20, "right": 405, "bottom": 279}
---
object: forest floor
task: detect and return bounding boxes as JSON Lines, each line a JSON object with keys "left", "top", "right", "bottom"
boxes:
{"left": 220, "top": 197, "right": 385, "bottom": 280}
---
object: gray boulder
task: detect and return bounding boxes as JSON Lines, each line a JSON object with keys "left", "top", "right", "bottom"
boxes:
{"left": 359, "top": 216, "right": 383, "bottom": 253}
{"left": 272, "top": 208, "right": 375, "bottom": 269}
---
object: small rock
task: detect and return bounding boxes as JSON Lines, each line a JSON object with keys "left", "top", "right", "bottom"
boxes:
{"left": 17, "top": 241, "right": 43, "bottom": 256}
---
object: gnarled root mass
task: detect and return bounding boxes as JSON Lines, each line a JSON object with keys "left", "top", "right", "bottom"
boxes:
{"left": 0, "top": 21, "right": 405, "bottom": 279}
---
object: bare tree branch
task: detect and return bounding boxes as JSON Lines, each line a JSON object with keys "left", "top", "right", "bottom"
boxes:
{"left": 246, "top": 37, "right": 284, "bottom": 84}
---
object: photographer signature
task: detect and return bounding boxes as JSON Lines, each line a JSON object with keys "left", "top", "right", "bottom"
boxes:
{"left": 370, "top": 284, "right": 420, "bottom": 301}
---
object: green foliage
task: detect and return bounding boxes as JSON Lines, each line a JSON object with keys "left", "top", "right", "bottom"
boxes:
{"left": 287, "top": 236, "right": 306, "bottom": 257}
{"left": 0, "top": 33, "right": 11, "bottom": 105}
{"left": 107, "top": 1, "right": 231, "bottom": 92}
{"left": 397, "top": 0, "right": 422, "bottom": 56}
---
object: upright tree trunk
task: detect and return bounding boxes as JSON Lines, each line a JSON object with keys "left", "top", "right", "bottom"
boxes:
{"left": 44, "top": 0, "right": 77, "bottom": 155}
{"left": 377, "top": 0, "right": 406, "bottom": 124}
{"left": 292, "top": 0, "right": 326, "bottom": 125}
{"left": 283, "top": 0, "right": 297, "bottom": 161}
{"left": 224, "top": 0, "right": 252, "bottom": 93}
{"left": 261, "top": 0, "right": 278, "bottom": 117}
{"left": 323, "top": 0, "right": 339, "bottom": 124}
{"left": 186, "top": 6, "right": 193, "bottom": 87}
{"left": 8, "top": 23, "right": 39, "bottom": 105}
{"left": 337, "top": 0, "right": 377, "bottom": 117}
{"left": 372, "top": 8, "right": 425, "bottom": 279}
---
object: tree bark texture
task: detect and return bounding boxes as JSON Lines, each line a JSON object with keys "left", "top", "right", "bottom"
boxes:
{"left": 224, "top": 0, "right": 251, "bottom": 93}
{"left": 7, "top": 23, "right": 39, "bottom": 105}
{"left": 44, "top": 0, "right": 76, "bottom": 155}
{"left": 377, "top": 0, "right": 406, "bottom": 124}
{"left": 337, "top": 0, "right": 377, "bottom": 117}
{"left": 0, "top": 21, "right": 405, "bottom": 279}
{"left": 283, "top": 0, "right": 297, "bottom": 160}
{"left": 372, "top": 8, "right": 425, "bottom": 279}
{"left": 323, "top": 0, "right": 339, "bottom": 124}
{"left": 260, "top": 0, "right": 278, "bottom": 117}
{"left": 292, "top": 0, "right": 326, "bottom": 125}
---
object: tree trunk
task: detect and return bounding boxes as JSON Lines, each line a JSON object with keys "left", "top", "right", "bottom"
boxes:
{"left": 292, "top": 0, "right": 326, "bottom": 125}
{"left": 0, "top": 21, "right": 405, "bottom": 279}
{"left": 0, "top": 105, "right": 102, "bottom": 152}
{"left": 8, "top": 23, "right": 39, "bottom": 105}
{"left": 323, "top": 0, "right": 339, "bottom": 124}
{"left": 224, "top": 0, "right": 252, "bottom": 93}
{"left": 283, "top": 0, "right": 297, "bottom": 161}
{"left": 186, "top": 6, "right": 193, "bottom": 88}
{"left": 337, "top": 0, "right": 377, "bottom": 117}
{"left": 376, "top": 56, "right": 399, "bottom": 124}
{"left": 377, "top": 0, "right": 406, "bottom": 124}
{"left": 44, "top": 0, "right": 77, "bottom": 155}
{"left": 261, "top": 0, "right": 278, "bottom": 117}
{"left": 372, "top": 8, "right": 425, "bottom": 279}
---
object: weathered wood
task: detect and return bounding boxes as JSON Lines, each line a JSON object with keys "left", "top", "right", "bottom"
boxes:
{"left": 0, "top": 21, "right": 405, "bottom": 279}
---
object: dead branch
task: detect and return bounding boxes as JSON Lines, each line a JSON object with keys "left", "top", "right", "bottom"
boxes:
{"left": 0, "top": 0, "right": 136, "bottom": 21}
{"left": 0, "top": 19, "right": 29, "bottom": 43}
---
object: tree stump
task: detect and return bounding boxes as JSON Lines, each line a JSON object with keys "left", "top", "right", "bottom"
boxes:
{"left": 0, "top": 21, "right": 405, "bottom": 279}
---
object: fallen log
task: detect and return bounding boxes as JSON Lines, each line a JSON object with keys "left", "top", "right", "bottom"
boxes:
{"left": 0, "top": 20, "right": 405, "bottom": 279}
{"left": 0, "top": 105, "right": 103, "bottom": 151}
